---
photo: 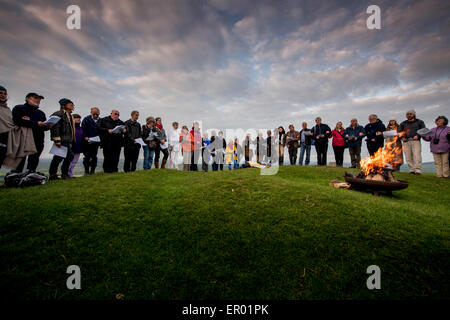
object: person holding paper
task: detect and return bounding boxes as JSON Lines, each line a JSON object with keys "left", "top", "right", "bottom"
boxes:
{"left": 68, "top": 114, "right": 84, "bottom": 177}
{"left": 298, "top": 122, "right": 312, "bottom": 166}
{"left": 286, "top": 125, "right": 300, "bottom": 165}
{"left": 201, "top": 132, "right": 211, "bottom": 172}
{"left": 311, "top": 117, "right": 331, "bottom": 166}
{"left": 277, "top": 127, "right": 286, "bottom": 165}
{"left": 81, "top": 107, "right": 101, "bottom": 175}
{"left": 180, "top": 125, "right": 192, "bottom": 171}
{"left": 49, "top": 98, "right": 76, "bottom": 180}
{"left": 97, "top": 110, "right": 126, "bottom": 173}
{"left": 398, "top": 109, "right": 426, "bottom": 175}
{"left": 12, "top": 92, "right": 52, "bottom": 173}
{"left": 123, "top": 111, "right": 142, "bottom": 173}
{"left": 344, "top": 118, "right": 365, "bottom": 168}
{"left": 421, "top": 116, "right": 449, "bottom": 178}
{"left": 168, "top": 122, "right": 181, "bottom": 170}
{"left": 385, "top": 118, "right": 403, "bottom": 171}
{"left": 364, "top": 114, "right": 386, "bottom": 156}
{"left": 142, "top": 116, "right": 157, "bottom": 169}
{"left": 210, "top": 131, "right": 226, "bottom": 171}
{"left": 154, "top": 117, "right": 169, "bottom": 169}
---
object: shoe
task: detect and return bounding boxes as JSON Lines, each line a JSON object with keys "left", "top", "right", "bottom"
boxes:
{"left": 61, "top": 174, "right": 73, "bottom": 179}
{"left": 415, "top": 172, "right": 421, "bottom": 175}
{"left": 49, "top": 175, "right": 59, "bottom": 181}
{"left": 161, "top": 159, "right": 167, "bottom": 169}
{"left": 154, "top": 162, "right": 159, "bottom": 169}
{"left": 409, "top": 172, "right": 416, "bottom": 175}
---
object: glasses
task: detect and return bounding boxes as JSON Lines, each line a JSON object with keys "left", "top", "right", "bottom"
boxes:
{"left": 113, "top": 113, "right": 119, "bottom": 116}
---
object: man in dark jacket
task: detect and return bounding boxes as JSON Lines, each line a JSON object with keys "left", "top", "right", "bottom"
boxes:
{"left": 49, "top": 98, "right": 76, "bottom": 180}
{"left": 398, "top": 109, "right": 426, "bottom": 174}
{"left": 364, "top": 114, "right": 386, "bottom": 156}
{"left": 210, "top": 131, "right": 226, "bottom": 171}
{"left": 97, "top": 110, "right": 126, "bottom": 173}
{"left": 12, "top": 92, "right": 52, "bottom": 172}
{"left": 242, "top": 134, "right": 252, "bottom": 163}
{"left": 123, "top": 110, "right": 142, "bottom": 172}
{"left": 311, "top": 117, "right": 331, "bottom": 166}
{"left": 344, "top": 118, "right": 366, "bottom": 168}
{"left": 81, "top": 107, "right": 101, "bottom": 175}
{"left": 286, "top": 124, "right": 300, "bottom": 165}
{"left": 299, "top": 122, "right": 312, "bottom": 165}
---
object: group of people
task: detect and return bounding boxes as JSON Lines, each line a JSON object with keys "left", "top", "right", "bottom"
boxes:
{"left": 0, "top": 85, "right": 449, "bottom": 179}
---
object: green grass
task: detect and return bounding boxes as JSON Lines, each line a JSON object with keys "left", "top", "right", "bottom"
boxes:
{"left": 0, "top": 166, "right": 449, "bottom": 300}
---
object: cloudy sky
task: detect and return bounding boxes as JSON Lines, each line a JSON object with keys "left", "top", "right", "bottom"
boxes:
{"left": 1, "top": 0, "right": 449, "bottom": 162}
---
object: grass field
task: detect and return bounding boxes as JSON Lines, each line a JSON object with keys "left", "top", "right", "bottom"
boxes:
{"left": 0, "top": 166, "right": 449, "bottom": 300}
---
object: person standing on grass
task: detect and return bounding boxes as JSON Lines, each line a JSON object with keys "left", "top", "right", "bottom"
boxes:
{"left": 190, "top": 122, "right": 202, "bottom": 171}
{"left": 12, "top": 92, "right": 51, "bottom": 173}
{"left": 277, "top": 127, "right": 286, "bottom": 165}
{"left": 81, "top": 107, "right": 101, "bottom": 175}
{"left": 266, "top": 130, "right": 273, "bottom": 164}
{"left": 0, "top": 85, "right": 11, "bottom": 168}
{"left": 421, "top": 116, "right": 449, "bottom": 178}
{"left": 225, "top": 139, "right": 235, "bottom": 170}
{"left": 365, "top": 114, "right": 386, "bottom": 157}
{"left": 180, "top": 125, "right": 191, "bottom": 171}
{"left": 168, "top": 122, "right": 181, "bottom": 170}
{"left": 242, "top": 133, "right": 253, "bottom": 164}
{"left": 234, "top": 137, "right": 243, "bottom": 168}
{"left": 312, "top": 117, "right": 331, "bottom": 166}
{"left": 49, "top": 98, "right": 76, "bottom": 180}
{"left": 68, "top": 114, "right": 83, "bottom": 177}
{"left": 330, "top": 122, "right": 346, "bottom": 167}
{"left": 298, "top": 122, "right": 312, "bottom": 166}
{"left": 124, "top": 111, "right": 142, "bottom": 173}
{"left": 344, "top": 118, "right": 365, "bottom": 168}
{"left": 286, "top": 124, "right": 300, "bottom": 165}
{"left": 385, "top": 118, "right": 403, "bottom": 171}
{"left": 154, "top": 117, "right": 168, "bottom": 169}
{"left": 398, "top": 109, "right": 426, "bottom": 175}
{"left": 253, "top": 132, "right": 266, "bottom": 163}
{"left": 211, "top": 131, "right": 226, "bottom": 171}
{"left": 97, "top": 110, "right": 126, "bottom": 173}
{"left": 201, "top": 132, "right": 210, "bottom": 172}
{"left": 142, "top": 116, "right": 157, "bottom": 170}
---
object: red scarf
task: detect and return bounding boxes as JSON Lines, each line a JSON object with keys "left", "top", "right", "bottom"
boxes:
{"left": 156, "top": 123, "right": 163, "bottom": 130}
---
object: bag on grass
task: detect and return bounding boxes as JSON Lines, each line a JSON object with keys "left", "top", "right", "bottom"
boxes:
{"left": 4, "top": 171, "right": 48, "bottom": 188}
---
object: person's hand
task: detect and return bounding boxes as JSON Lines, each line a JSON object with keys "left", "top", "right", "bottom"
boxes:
{"left": 316, "top": 136, "right": 320, "bottom": 139}
{"left": 85, "top": 137, "right": 90, "bottom": 141}
{"left": 37, "top": 121, "right": 45, "bottom": 127}
{"left": 371, "top": 138, "right": 376, "bottom": 142}
{"left": 420, "top": 134, "right": 425, "bottom": 138}
{"left": 376, "top": 131, "right": 382, "bottom": 136}
{"left": 108, "top": 129, "right": 113, "bottom": 134}
{"left": 55, "top": 141, "right": 62, "bottom": 147}
{"left": 326, "top": 131, "right": 330, "bottom": 134}
{"left": 359, "top": 132, "right": 364, "bottom": 136}
{"left": 22, "top": 116, "right": 30, "bottom": 121}
{"left": 345, "top": 134, "right": 349, "bottom": 137}
{"left": 160, "top": 139, "right": 165, "bottom": 143}
{"left": 122, "top": 129, "right": 127, "bottom": 133}
{"left": 413, "top": 135, "right": 419, "bottom": 140}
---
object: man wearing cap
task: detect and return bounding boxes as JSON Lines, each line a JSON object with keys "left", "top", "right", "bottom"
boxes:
{"left": 398, "top": 109, "right": 426, "bottom": 174}
{"left": 81, "top": 107, "right": 101, "bottom": 175}
{"left": 12, "top": 92, "right": 52, "bottom": 172}
{"left": 123, "top": 110, "right": 142, "bottom": 172}
{"left": 97, "top": 110, "right": 126, "bottom": 173}
{"left": 49, "top": 98, "right": 76, "bottom": 180}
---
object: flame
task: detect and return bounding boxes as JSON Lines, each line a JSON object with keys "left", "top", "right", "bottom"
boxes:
{"left": 360, "top": 135, "right": 403, "bottom": 175}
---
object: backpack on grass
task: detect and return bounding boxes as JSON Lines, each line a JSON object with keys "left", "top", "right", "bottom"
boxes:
{"left": 4, "top": 171, "right": 48, "bottom": 188}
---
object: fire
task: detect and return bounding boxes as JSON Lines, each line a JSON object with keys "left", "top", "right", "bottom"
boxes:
{"left": 360, "top": 136, "right": 403, "bottom": 176}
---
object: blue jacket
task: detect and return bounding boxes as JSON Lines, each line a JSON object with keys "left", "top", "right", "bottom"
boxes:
{"left": 344, "top": 125, "right": 366, "bottom": 147}
{"left": 81, "top": 115, "right": 98, "bottom": 139}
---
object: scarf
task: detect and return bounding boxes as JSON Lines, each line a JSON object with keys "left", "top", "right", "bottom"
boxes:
{"left": 156, "top": 123, "right": 163, "bottom": 130}
{"left": 0, "top": 101, "right": 14, "bottom": 134}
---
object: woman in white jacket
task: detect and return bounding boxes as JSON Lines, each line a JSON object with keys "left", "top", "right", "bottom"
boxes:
{"left": 168, "top": 121, "right": 181, "bottom": 169}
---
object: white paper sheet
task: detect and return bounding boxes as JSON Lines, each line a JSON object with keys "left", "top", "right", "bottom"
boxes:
{"left": 383, "top": 130, "right": 398, "bottom": 138}
{"left": 88, "top": 136, "right": 100, "bottom": 143}
{"left": 112, "top": 125, "right": 126, "bottom": 134}
{"left": 44, "top": 115, "right": 61, "bottom": 125}
{"left": 49, "top": 144, "right": 68, "bottom": 158}
{"left": 135, "top": 138, "right": 146, "bottom": 146}
{"left": 160, "top": 142, "right": 168, "bottom": 149}
{"left": 417, "top": 128, "right": 433, "bottom": 137}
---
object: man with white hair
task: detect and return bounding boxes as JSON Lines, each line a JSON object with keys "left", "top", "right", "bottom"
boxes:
{"left": 167, "top": 121, "right": 181, "bottom": 169}
{"left": 399, "top": 109, "right": 426, "bottom": 174}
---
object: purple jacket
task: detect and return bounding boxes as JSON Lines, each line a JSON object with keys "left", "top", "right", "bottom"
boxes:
{"left": 423, "top": 126, "right": 450, "bottom": 154}
{"left": 73, "top": 125, "right": 83, "bottom": 154}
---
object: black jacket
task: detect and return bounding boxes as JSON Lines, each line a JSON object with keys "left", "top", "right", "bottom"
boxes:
{"left": 50, "top": 110, "right": 75, "bottom": 144}
{"left": 124, "top": 119, "right": 142, "bottom": 148}
{"left": 365, "top": 120, "right": 386, "bottom": 149}
{"left": 12, "top": 102, "right": 49, "bottom": 146}
{"left": 312, "top": 124, "right": 331, "bottom": 145}
{"left": 209, "top": 136, "right": 226, "bottom": 157}
{"left": 97, "top": 116, "right": 125, "bottom": 148}
{"left": 81, "top": 115, "right": 99, "bottom": 139}
{"left": 399, "top": 118, "right": 426, "bottom": 141}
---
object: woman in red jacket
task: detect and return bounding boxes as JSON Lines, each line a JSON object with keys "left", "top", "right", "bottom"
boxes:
{"left": 330, "top": 122, "right": 346, "bottom": 167}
